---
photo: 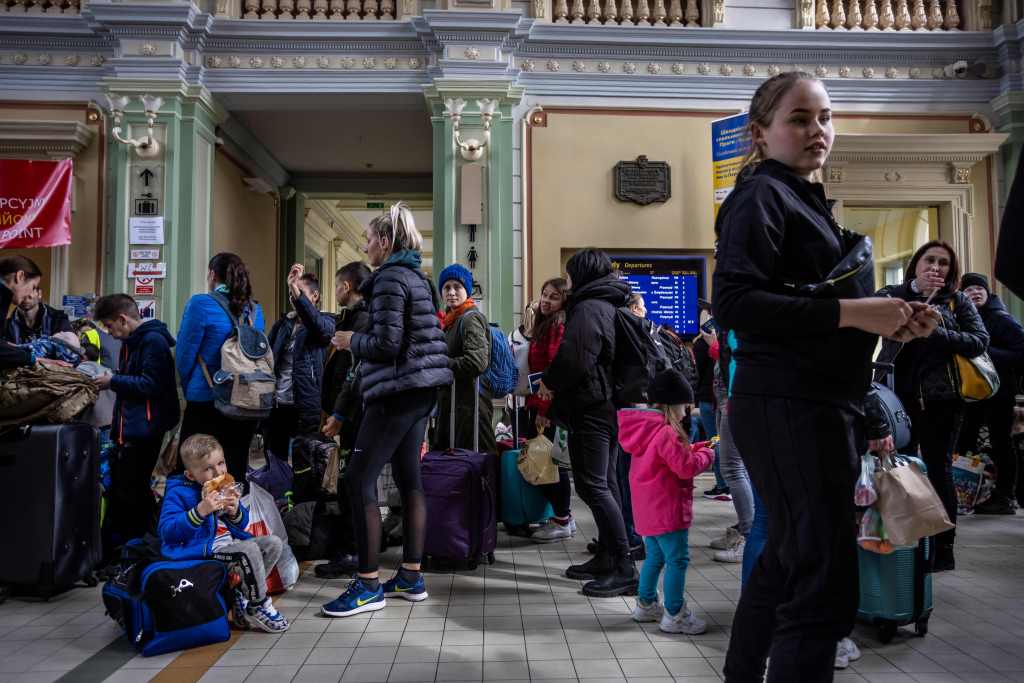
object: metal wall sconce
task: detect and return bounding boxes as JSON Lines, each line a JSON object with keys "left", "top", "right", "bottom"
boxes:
{"left": 444, "top": 98, "right": 497, "bottom": 162}
{"left": 105, "top": 94, "right": 164, "bottom": 158}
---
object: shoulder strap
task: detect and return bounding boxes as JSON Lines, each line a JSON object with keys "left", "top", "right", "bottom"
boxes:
{"left": 208, "top": 292, "right": 241, "bottom": 333}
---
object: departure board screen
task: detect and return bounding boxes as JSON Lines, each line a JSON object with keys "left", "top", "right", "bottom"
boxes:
{"left": 609, "top": 255, "right": 706, "bottom": 336}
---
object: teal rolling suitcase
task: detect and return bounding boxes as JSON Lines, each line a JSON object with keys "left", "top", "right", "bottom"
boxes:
{"left": 499, "top": 408, "right": 553, "bottom": 532}
{"left": 857, "top": 536, "right": 933, "bottom": 643}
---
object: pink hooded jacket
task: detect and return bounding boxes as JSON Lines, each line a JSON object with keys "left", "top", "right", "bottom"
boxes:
{"left": 618, "top": 408, "right": 715, "bottom": 537}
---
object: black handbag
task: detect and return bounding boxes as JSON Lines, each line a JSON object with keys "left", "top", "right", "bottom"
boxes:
{"left": 784, "top": 230, "right": 875, "bottom": 300}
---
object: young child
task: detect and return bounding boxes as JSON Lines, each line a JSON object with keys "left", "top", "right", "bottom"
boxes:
{"left": 617, "top": 368, "right": 715, "bottom": 634}
{"left": 159, "top": 434, "right": 290, "bottom": 633}
{"left": 93, "top": 294, "right": 181, "bottom": 565}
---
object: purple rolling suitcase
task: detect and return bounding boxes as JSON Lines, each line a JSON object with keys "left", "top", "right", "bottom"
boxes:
{"left": 421, "top": 378, "right": 497, "bottom": 571}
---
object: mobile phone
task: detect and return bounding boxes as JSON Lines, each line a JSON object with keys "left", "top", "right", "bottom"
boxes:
{"left": 700, "top": 318, "right": 718, "bottom": 334}
{"left": 528, "top": 372, "right": 545, "bottom": 393}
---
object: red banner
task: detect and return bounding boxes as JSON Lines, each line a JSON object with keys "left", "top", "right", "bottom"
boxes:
{"left": 0, "top": 159, "right": 73, "bottom": 249}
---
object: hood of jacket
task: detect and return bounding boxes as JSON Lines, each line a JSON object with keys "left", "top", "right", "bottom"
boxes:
{"left": 165, "top": 473, "right": 199, "bottom": 498}
{"left": 618, "top": 409, "right": 675, "bottom": 458}
{"left": 125, "top": 319, "right": 176, "bottom": 351}
{"left": 982, "top": 294, "right": 1009, "bottom": 317}
{"left": 567, "top": 274, "right": 630, "bottom": 314}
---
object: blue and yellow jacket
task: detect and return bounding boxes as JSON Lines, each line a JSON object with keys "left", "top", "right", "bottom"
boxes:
{"left": 158, "top": 475, "right": 251, "bottom": 560}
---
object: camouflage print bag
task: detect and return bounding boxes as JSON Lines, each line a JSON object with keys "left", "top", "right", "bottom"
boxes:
{"left": 0, "top": 364, "right": 98, "bottom": 427}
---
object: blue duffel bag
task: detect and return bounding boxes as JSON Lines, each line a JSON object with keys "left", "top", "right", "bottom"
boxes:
{"left": 102, "top": 552, "right": 230, "bottom": 657}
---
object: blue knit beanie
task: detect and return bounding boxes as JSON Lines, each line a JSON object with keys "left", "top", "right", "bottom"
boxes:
{"left": 438, "top": 263, "right": 474, "bottom": 295}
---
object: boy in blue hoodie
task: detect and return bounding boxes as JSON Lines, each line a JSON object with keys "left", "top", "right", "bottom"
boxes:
{"left": 93, "top": 294, "right": 181, "bottom": 565}
{"left": 160, "top": 433, "right": 290, "bottom": 633}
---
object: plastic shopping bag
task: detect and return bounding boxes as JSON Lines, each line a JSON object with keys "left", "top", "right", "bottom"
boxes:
{"left": 518, "top": 434, "right": 559, "bottom": 485}
{"left": 854, "top": 454, "right": 878, "bottom": 507}
{"left": 215, "top": 483, "right": 299, "bottom": 594}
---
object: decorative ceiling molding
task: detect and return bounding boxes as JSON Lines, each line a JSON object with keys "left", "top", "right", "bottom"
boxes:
{"left": 0, "top": 120, "right": 95, "bottom": 157}
{"left": 828, "top": 133, "right": 1009, "bottom": 164}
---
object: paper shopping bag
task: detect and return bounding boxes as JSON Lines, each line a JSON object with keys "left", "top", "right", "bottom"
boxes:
{"left": 873, "top": 454, "right": 954, "bottom": 547}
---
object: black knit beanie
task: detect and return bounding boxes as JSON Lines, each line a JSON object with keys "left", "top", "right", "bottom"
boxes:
{"left": 648, "top": 368, "right": 694, "bottom": 406}
{"left": 960, "top": 272, "right": 990, "bottom": 293}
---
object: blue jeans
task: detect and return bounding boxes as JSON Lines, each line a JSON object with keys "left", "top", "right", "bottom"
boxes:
{"left": 639, "top": 529, "right": 690, "bottom": 616}
{"left": 742, "top": 487, "right": 768, "bottom": 586}
{"left": 616, "top": 445, "right": 642, "bottom": 547}
{"left": 699, "top": 401, "right": 726, "bottom": 490}
{"left": 719, "top": 411, "right": 754, "bottom": 535}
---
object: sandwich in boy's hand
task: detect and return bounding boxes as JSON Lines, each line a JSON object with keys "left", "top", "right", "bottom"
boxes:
{"left": 202, "top": 472, "right": 236, "bottom": 498}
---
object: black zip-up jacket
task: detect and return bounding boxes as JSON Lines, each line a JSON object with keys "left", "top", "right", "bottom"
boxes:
{"left": 544, "top": 274, "right": 631, "bottom": 419}
{"left": 712, "top": 159, "right": 877, "bottom": 405}
{"left": 5, "top": 303, "right": 72, "bottom": 345}
{"left": 977, "top": 294, "right": 1024, "bottom": 398}
{"left": 269, "top": 293, "right": 335, "bottom": 434}
{"left": 0, "top": 283, "right": 33, "bottom": 369}
{"left": 110, "top": 319, "right": 181, "bottom": 444}
{"left": 321, "top": 298, "right": 371, "bottom": 416}
{"left": 692, "top": 337, "right": 715, "bottom": 404}
{"left": 876, "top": 284, "right": 989, "bottom": 403}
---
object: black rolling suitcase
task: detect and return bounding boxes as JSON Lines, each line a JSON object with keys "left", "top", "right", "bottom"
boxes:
{"left": 0, "top": 423, "right": 101, "bottom": 597}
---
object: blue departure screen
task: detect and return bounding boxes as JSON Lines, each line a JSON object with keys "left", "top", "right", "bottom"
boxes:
{"left": 609, "top": 255, "right": 706, "bottom": 337}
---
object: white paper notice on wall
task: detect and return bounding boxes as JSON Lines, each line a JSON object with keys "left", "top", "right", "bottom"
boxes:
{"left": 134, "top": 277, "right": 155, "bottom": 296}
{"left": 130, "top": 248, "right": 160, "bottom": 260}
{"left": 137, "top": 299, "right": 157, "bottom": 320}
{"left": 129, "top": 216, "right": 164, "bottom": 245}
{"left": 128, "top": 262, "right": 167, "bottom": 279}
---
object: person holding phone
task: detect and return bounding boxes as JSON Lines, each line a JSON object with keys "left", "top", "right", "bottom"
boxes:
{"left": 693, "top": 308, "right": 728, "bottom": 500}
{"left": 525, "top": 277, "right": 576, "bottom": 543}
{"left": 714, "top": 72, "right": 939, "bottom": 681}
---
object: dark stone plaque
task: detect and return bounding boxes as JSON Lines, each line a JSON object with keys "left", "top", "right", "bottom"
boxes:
{"left": 614, "top": 155, "right": 671, "bottom": 205}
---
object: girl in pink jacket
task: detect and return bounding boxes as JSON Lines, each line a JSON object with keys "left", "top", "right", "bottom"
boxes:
{"left": 618, "top": 368, "right": 715, "bottom": 634}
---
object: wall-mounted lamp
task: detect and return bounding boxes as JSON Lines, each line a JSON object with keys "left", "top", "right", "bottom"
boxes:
{"left": 444, "top": 98, "right": 497, "bottom": 162}
{"left": 105, "top": 93, "right": 163, "bottom": 158}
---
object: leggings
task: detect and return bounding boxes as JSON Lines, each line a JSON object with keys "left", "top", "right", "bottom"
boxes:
{"left": 347, "top": 387, "right": 437, "bottom": 574}
{"left": 906, "top": 398, "right": 963, "bottom": 560}
{"left": 639, "top": 529, "right": 690, "bottom": 616}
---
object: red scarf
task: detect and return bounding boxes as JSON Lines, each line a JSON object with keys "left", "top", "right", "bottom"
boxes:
{"left": 442, "top": 299, "right": 476, "bottom": 331}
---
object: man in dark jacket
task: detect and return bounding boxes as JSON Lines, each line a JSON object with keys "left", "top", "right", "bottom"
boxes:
{"left": 266, "top": 272, "right": 335, "bottom": 461}
{"left": 93, "top": 294, "right": 181, "bottom": 563}
{"left": 957, "top": 273, "right": 1024, "bottom": 513}
{"left": 543, "top": 248, "right": 637, "bottom": 598}
{"left": 5, "top": 284, "right": 72, "bottom": 344}
{"left": 316, "top": 261, "right": 372, "bottom": 580}
{"left": 0, "top": 258, "right": 38, "bottom": 369}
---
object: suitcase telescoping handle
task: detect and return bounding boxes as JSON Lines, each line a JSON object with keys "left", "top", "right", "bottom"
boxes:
{"left": 449, "top": 376, "right": 481, "bottom": 453}
{"left": 873, "top": 361, "right": 896, "bottom": 392}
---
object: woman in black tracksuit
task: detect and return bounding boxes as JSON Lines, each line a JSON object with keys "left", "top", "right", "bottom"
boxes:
{"left": 877, "top": 241, "right": 989, "bottom": 571}
{"left": 542, "top": 248, "right": 637, "bottom": 598}
{"left": 714, "top": 73, "right": 939, "bottom": 682}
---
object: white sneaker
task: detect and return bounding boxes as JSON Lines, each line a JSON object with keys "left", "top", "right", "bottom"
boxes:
{"left": 713, "top": 536, "right": 745, "bottom": 564}
{"left": 631, "top": 598, "right": 664, "bottom": 623}
{"left": 834, "top": 646, "right": 849, "bottom": 670}
{"left": 659, "top": 606, "right": 707, "bottom": 635}
{"left": 709, "top": 527, "right": 742, "bottom": 551}
{"left": 839, "top": 637, "right": 861, "bottom": 662}
{"left": 532, "top": 518, "right": 574, "bottom": 543}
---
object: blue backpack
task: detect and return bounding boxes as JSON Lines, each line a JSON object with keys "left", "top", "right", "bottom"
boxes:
{"left": 102, "top": 554, "right": 230, "bottom": 657}
{"left": 461, "top": 310, "right": 518, "bottom": 399}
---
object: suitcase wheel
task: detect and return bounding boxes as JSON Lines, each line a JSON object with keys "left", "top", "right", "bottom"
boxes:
{"left": 877, "top": 621, "right": 897, "bottom": 644}
{"left": 914, "top": 618, "right": 928, "bottom": 638}
{"left": 0, "top": 585, "right": 8, "bottom": 605}
{"left": 83, "top": 575, "right": 98, "bottom": 588}
{"left": 486, "top": 553, "right": 495, "bottom": 565}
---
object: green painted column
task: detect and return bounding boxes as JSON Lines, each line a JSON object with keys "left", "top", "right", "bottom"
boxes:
{"left": 104, "top": 91, "right": 221, "bottom": 334}
{"left": 430, "top": 112, "right": 457, "bottom": 276}
{"left": 486, "top": 106, "right": 515, "bottom": 331}
{"left": 277, "top": 188, "right": 305, "bottom": 315}
{"left": 425, "top": 82, "right": 523, "bottom": 330}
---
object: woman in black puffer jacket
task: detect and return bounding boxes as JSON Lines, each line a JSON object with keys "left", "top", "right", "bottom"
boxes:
{"left": 321, "top": 202, "right": 452, "bottom": 617}
{"left": 542, "top": 248, "right": 637, "bottom": 598}
{"left": 877, "top": 240, "right": 989, "bottom": 572}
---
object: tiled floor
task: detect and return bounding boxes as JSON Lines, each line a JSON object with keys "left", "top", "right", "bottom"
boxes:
{"left": 2, "top": 473, "right": 1024, "bottom": 683}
